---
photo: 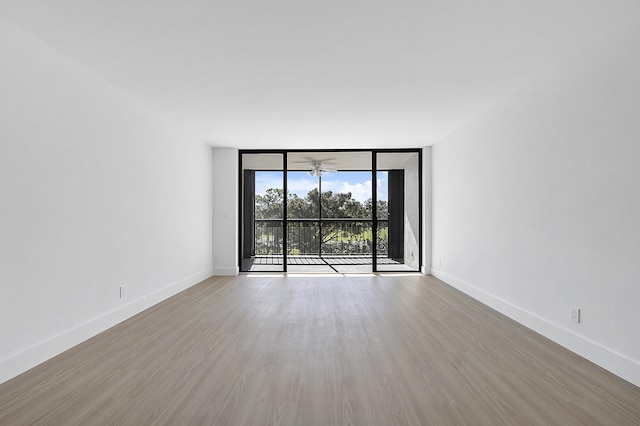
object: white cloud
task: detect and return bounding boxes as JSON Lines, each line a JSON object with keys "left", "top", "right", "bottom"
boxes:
{"left": 322, "top": 179, "right": 372, "bottom": 202}
{"left": 287, "top": 177, "right": 318, "bottom": 195}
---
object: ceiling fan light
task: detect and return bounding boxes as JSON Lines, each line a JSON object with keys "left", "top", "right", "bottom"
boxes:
{"left": 309, "top": 168, "right": 322, "bottom": 177}
{"left": 309, "top": 162, "right": 324, "bottom": 177}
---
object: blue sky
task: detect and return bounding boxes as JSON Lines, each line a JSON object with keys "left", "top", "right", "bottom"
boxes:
{"left": 255, "top": 171, "right": 388, "bottom": 203}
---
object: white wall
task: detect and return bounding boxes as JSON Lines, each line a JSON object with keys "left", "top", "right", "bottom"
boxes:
{"left": 0, "top": 17, "right": 213, "bottom": 384}
{"left": 212, "top": 148, "right": 239, "bottom": 275}
{"left": 432, "top": 18, "right": 640, "bottom": 386}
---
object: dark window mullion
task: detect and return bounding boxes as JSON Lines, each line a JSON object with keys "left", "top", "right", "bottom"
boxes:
{"left": 372, "top": 151, "right": 377, "bottom": 272}
{"left": 283, "top": 152, "right": 288, "bottom": 272}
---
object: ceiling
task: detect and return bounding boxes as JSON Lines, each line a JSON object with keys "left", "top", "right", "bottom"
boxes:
{"left": 1, "top": 0, "right": 637, "bottom": 149}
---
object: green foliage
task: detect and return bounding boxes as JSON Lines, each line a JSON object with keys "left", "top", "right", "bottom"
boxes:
{"left": 287, "top": 190, "right": 316, "bottom": 218}
{"left": 255, "top": 187, "right": 388, "bottom": 220}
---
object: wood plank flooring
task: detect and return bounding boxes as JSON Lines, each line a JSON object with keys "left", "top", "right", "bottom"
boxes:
{"left": 1, "top": 274, "right": 639, "bottom": 425}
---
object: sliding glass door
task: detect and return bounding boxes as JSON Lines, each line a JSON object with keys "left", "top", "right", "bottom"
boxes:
{"left": 286, "top": 152, "right": 373, "bottom": 272}
{"left": 240, "top": 150, "right": 421, "bottom": 273}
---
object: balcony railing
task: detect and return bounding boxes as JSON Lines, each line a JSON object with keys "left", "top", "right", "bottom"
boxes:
{"left": 254, "top": 218, "right": 389, "bottom": 257}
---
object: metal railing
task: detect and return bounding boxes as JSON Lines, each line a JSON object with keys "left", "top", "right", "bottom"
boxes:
{"left": 254, "top": 218, "right": 389, "bottom": 256}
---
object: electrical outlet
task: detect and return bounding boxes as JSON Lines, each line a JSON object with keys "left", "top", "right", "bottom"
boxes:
{"left": 570, "top": 305, "right": 580, "bottom": 323}
{"left": 120, "top": 285, "right": 126, "bottom": 298}
{"left": 438, "top": 258, "right": 442, "bottom": 267}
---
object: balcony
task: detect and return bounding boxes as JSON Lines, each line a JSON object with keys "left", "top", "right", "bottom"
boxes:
{"left": 244, "top": 218, "right": 402, "bottom": 272}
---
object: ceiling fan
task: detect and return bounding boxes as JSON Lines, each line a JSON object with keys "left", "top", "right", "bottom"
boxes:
{"left": 288, "top": 156, "right": 339, "bottom": 176}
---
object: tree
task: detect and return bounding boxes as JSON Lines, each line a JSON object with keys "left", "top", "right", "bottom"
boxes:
{"left": 321, "top": 191, "right": 367, "bottom": 218}
{"left": 287, "top": 192, "right": 316, "bottom": 218}
{"left": 255, "top": 188, "right": 283, "bottom": 219}
{"left": 364, "top": 198, "right": 388, "bottom": 219}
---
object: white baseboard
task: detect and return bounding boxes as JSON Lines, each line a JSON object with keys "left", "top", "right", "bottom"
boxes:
{"left": 213, "top": 266, "right": 239, "bottom": 276}
{"left": 0, "top": 268, "right": 213, "bottom": 385}
{"left": 430, "top": 267, "right": 640, "bottom": 387}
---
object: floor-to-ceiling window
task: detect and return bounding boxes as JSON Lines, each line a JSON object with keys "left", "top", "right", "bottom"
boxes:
{"left": 239, "top": 150, "right": 421, "bottom": 273}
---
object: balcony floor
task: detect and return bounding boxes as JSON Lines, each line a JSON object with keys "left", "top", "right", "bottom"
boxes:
{"left": 242, "top": 255, "right": 415, "bottom": 273}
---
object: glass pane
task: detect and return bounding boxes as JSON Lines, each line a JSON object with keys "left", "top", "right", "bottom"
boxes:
{"left": 241, "top": 153, "right": 284, "bottom": 272}
{"left": 286, "top": 170, "right": 320, "bottom": 257}
{"left": 320, "top": 171, "right": 372, "bottom": 219}
{"left": 287, "top": 171, "right": 318, "bottom": 219}
{"left": 376, "top": 152, "right": 420, "bottom": 272}
{"left": 319, "top": 170, "right": 373, "bottom": 258}
{"left": 255, "top": 171, "right": 283, "bottom": 220}
{"left": 287, "top": 221, "right": 319, "bottom": 256}
{"left": 286, "top": 151, "right": 373, "bottom": 273}
{"left": 321, "top": 221, "right": 372, "bottom": 256}
{"left": 376, "top": 171, "right": 389, "bottom": 220}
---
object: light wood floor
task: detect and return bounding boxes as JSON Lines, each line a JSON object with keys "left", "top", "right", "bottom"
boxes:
{"left": 1, "top": 274, "right": 639, "bottom": 425}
